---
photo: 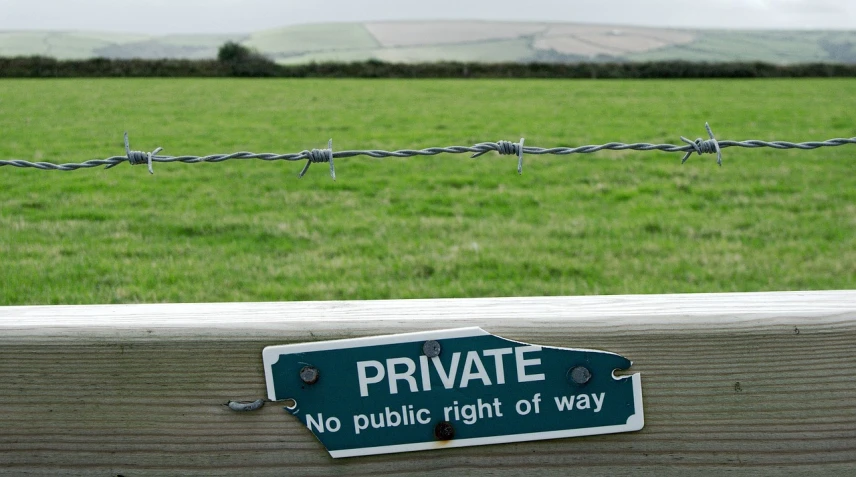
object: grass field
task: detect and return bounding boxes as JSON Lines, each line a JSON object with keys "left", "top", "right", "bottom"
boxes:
{"left": 3, "top": 24, "right": 856, "bottom": 63}
{"left": 0, "top": 78, "right": 855, "bottom": 305}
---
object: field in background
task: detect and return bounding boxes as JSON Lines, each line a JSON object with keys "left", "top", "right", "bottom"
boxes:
{"left": 2, "top": 22, "right": 856, "bottom": 64}
{"left": 0, "top": 79, "right": 855, "bottom": 305}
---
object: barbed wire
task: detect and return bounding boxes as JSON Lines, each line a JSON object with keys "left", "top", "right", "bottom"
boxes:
{"left": 1, "top": 123, "right": 854, "bottom": 179}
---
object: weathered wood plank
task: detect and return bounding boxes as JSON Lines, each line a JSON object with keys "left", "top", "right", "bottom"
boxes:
{"left": 1, "top": 291, "right": 855, "bottom": 476}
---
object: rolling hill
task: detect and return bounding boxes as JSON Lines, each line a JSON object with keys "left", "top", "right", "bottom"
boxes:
{"left": 1, "top": 21, "right": 855, "bottom": 64}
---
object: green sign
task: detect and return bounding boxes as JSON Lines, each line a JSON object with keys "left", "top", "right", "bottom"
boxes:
{"left": 263, "top": 327, "right": 643, "bottom": 458}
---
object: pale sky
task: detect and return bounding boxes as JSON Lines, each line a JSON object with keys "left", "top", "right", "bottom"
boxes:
{"left": 0, "top": 0, "right": 854, "bottom": 34}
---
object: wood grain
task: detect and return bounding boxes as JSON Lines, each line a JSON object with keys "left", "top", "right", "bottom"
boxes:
{"left": 1, "top": 291, "right": 855, "bottom": 476}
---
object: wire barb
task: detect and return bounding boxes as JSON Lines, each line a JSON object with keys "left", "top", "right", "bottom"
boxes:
{"left": 112, "top": 132, "right": 163, "bottom": 174}
{"left": 680, "top": 122, "right": 722, "bottom": 166}
{"left": 299, "top": 138, "right": 335, "bottom": 180}
{"left": 471, "top": 138, "right": 526, "bottom": 174}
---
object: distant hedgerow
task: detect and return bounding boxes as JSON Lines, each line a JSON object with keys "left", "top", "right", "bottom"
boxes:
{"left": 1, "top": 56, "right": 855, "bottom": 78}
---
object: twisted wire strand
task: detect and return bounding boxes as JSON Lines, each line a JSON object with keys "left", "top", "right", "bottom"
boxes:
{"left": 2, "top": 129, "right": 855, "bottom": 174}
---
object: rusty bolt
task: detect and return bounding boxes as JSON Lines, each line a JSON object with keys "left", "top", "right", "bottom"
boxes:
{"left": 423, "top": 340, "right": 441, "bottom": 358}
{"left": 299, "top": 365, "right": 319, "bottom": 385}
{"left": 568, "top": 366, "right": 592, "bottom": 385}
{"left": 434, "top": 420, "right": 455, "bottom": 441}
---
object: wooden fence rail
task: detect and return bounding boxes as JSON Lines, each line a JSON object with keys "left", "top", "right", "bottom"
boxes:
{"left": 1, "top": 290, "right": 855, "bottom": 476}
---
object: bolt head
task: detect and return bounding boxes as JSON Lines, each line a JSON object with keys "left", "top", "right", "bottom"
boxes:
{"left": 299, "top": 366, "right": 319, "bottom": 385}
{"left": 568, "top": 366, "right": 592, "bottom": 385}
{"left": 422, "top": 340, "right": 441, "bottom": 358}
{"left": 434, "top": 421, "right": 455, "bottom": 441}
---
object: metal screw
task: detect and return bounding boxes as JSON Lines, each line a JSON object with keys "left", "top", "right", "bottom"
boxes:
{"left": 434, "top": 421, "right": 455, "bottom": 441}
{"left": 568, "top": 366, "right": 592, "bottom": 385}
{"left": 299, "top": 366, "right": 320, "bottom": 385}
{"left": 423, "top": 340, "right": 441, "bottom": 358}
{"left": 226, "top": 399, "right": 265, "bottom": 412}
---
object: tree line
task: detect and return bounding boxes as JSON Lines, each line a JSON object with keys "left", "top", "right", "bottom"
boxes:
{"left": 2, "top": 42, "right": 855, "bottom": 78}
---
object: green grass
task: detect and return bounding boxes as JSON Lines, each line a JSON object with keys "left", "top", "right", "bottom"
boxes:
{"left": 0, "top": 31, "right": 149, "bottom": 59}
{"left": 278, "top": 39, "right": 535, "bottom": 64}
{"left": 246, "top": 24, "right": 380, "bottom": 58}
{"left": 373, "top": 39, "right": 534, "bottom": 63}
{"left": 0, "top": 78, "right": 855, "bottom": 305}
{"left": 629, "top": 30, "right": 830, "bottom": 63}
{"left": 41, "top": 33, "right": 128, "bottom": 60}
{"left": 3, "top": 26, "right": 856, "bottom": 63}
{"left": 276, "top": 49, "right": 383, "bottom": 64}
